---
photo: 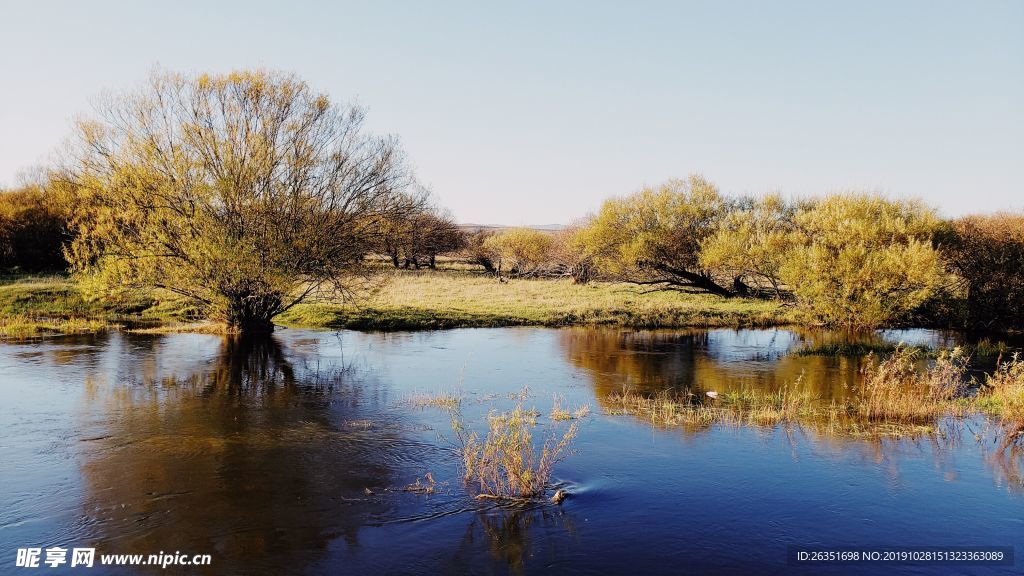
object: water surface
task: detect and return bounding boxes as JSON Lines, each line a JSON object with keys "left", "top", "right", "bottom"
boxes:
{"left": 1, "top": 327, "right": 1021, "bottom": 575}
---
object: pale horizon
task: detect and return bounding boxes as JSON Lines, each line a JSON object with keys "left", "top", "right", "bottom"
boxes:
{"left": 1, "top": 0, "right": 1021, "bottom": 223}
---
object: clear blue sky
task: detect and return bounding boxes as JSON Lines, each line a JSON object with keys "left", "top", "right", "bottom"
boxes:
{"left": 1, "top": 0, "right": 1021, "bottom": 223}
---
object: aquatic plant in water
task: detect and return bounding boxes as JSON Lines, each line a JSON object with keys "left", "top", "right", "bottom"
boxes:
{"left": 451, "top": 389, "right": 581, "bottom": 501}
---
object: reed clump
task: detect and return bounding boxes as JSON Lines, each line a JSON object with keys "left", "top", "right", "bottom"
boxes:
{"left": 976, "top": 353, "right": 1024, "bottom": 448}
{"left": 607, "top": 347, "right": 979, "bottom": 435}
{"left": 853, "top": 347, "right": 970, "bottom": 422}
{"left": 452, "top": 392, "right": 579, "bottom": 501}
{"left": 549, "top": 394, "right": 591, "bottom": 421}
{"left": 408, "top": 391, "right": 462, "bottom": 410}
{"left": 607, "top": 385, "right": 819, "bottom": 428}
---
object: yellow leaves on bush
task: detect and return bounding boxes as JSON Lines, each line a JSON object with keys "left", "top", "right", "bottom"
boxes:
{"left": 483, "top": 228, "right": 555, "bottom": 276}
{"left": 575, "top": 175, "right": 723, "bottom": 280}
{"left": 780, "top": 194, "right": 944, "bottom": 329}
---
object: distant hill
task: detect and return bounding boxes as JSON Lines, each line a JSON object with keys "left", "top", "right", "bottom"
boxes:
{"left": 458, "top": 223, "right": 566, "bottom": 233}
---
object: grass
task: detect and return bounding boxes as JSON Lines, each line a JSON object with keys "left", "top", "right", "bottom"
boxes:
{"left": 0, "top": 315, "right": 112, "bottom": 338}
{"left": 795, "top": 341, "right": 914, "bottom": 357}
{"left": 407, "top": 390, "right": 463, "bottom": 410}
{"left": 0, "top": 274, "right": 206, "bottom": 339}
{"left": 975, "top": 353, "right": 1024, "bottom": 448}
{"left": 795, "top": 339, "right": 1017, "bottom": 359}
{"left": 549, "top": 394, "right": 591, "bottom": 421}
{"left": 0, "top": 269, "right": 794, "bottom": 335}
{"left": 607, "top": 386, "right": 823, "bottom": 429}
{"left": 451, "top": 390, "right": 582, "bottom": 501}
{"left": 605, "top": 347, "right": 1024, "bottom": 442}
{"left": 278, "top": 269, "right": 794, "bottom": 330}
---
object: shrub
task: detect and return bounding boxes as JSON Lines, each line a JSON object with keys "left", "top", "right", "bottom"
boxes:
{"left": 0, "top": 184, "right": 69, "bottom": 271}
{"left": 939, "top": 213, "right": 1024, "bottom": 331}
{"left": 483, "top": 228, "right": 555, "bottom": 277}
{"left": 575, "top": 175, "right": 735, "bottom": 296}
{"left": 780, "top": 194, "right": 944, "bottom": 329}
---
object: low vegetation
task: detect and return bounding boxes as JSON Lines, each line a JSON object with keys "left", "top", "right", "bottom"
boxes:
{"left": 407, "top": 390, "right": 462, "bottom": 410}
{"left": 0, "top": 274, "right": 205, "bottom": 339}
{"left": 549, "top": 395, "right": 590, "bottom": 421}
{"left": 454, "top": 405, "right": 579, "bottom": 501}
{"left": 606, "top": 347, "right": 1023, "bottom": 445}
{"left": 0, "top": 315, "right": 110, "bottom": 339}
{"left": 976, "top": 354, "right": 1024, "bottom": 448}
{"left": 278, "top": 270, "right": 792, "bottom": 330}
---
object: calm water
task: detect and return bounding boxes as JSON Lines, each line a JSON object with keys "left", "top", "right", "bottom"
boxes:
{"left": 1, "top": 327, "right": 1022, "bottom": 575}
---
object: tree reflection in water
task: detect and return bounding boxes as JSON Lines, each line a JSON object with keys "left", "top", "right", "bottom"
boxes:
{"left": 77, "top": 333, "right": 409, "bottom": 574}
{"left": 452, "top": 506, "right": 579, "bottom": 576}
{"left": 559, "top": 327, "right": 1024, "bottom": 492}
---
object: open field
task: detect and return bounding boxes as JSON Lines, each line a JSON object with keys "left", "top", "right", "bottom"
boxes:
{"left": 280, "top": 270, "right": 795, "bottom": 330}
{"left": 0, "top": 270, "right": 795, "bottom": 337}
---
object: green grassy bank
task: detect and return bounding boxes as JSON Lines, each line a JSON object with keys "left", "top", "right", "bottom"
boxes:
{"left": 0, "top": 270, "right": 794, "bottom": 337}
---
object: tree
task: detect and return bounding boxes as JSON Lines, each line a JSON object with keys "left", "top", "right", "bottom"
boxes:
{"left": 0, "top": 182, "right": 70, "bottom": 271}
{"left": 939, "top": 213, "right": 1024, "bottom": 331}
{"left": 381, "top": 205, "right": 464, "bottom": 269}
{"left": 548, "top": 223, "right": 595, "bottom": 284}
{"left": 575, "top": 175, "right": 735, "bottom": 296}
{"left": 416, "top": 210, "right": 465, "bottom": 268}
{"left": 699, "top": 193, "right": 801, "bottom": 298}
{"left": 779, "top": 194, "right": 943, "bottom": 329}
{"left": 482, "top": 228, "right": 555, "bottom": 277}
{"left": 462, "top": 229, "right": 498, "bottom": 273}
{"left": 61, "top": 69, "right": 415, "bottom": 333}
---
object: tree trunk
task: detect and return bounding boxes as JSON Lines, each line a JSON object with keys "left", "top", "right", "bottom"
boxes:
{"left": 224, "top": 289, "right": 281, "bottom": 334}
{"left": 477, "top": 257, "right": 496, "bottom": 273}
{"left": 647, "top": 262, "right": 735, "bottom": 297}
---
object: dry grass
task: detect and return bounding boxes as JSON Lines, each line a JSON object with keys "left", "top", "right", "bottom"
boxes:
{"left": 853, "top": 347, "right": 970, "bottom": 423}
{"left": 549, "top": 394, "right": 591, "bottom": 421}
{"left": 452, "top": 392, "right": 580, "bottom": 501}
{"left": 606, "top": 348, "right": 978, "bottom": 436}
{"left": 407, "top": 390, "right": 463, "bottom": 410}
{"left": 976, "top": 353, "right": 1024, "bottom": 448}
{"left": 278, "top": 269, "right": 793, "bottom": 330}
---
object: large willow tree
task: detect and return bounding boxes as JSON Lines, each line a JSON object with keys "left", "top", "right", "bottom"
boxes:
{"left": 62, "top": 70, "right": 417, "bottom": 333}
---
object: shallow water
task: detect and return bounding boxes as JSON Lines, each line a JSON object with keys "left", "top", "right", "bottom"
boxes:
{"left": 1, "top": 327, "right": 1022, "bottom": 575}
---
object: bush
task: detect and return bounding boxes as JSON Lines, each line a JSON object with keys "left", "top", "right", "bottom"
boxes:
{"left": 575, "top": 175, "right": 735, "bottom": 296}
{"left": 483, "top": 228, "right": 555, "bottom": 277}
{"left": 0, "top": 184, "right": 69, "bottom": 271}
{"left": 780, "top": 194, "right": 943, "bottom": 329}
{"left": 939, "top": 214, "right": 1024, "bottom": 331}
{"left": 452, "top": 392, "right": 580, "bottom": 500}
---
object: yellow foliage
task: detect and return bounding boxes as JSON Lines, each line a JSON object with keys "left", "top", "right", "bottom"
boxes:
{"left": 780, "top": 194, "right": 943, "bottom": 329}
{"left": 575, "top": 175, "right": 729, "bottom": 292}
{"left": 483, "top": 228, "right": 554, "bottom": 276}
{"left": 699, "top": 193, "right": 800, "bottom": 297}
{"left": 61, "top": 69, "right": 413, "bottom": 333}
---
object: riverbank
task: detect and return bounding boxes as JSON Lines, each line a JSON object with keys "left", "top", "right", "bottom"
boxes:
{"left": 0, "top": 271, "right": 795, "bottom": 337}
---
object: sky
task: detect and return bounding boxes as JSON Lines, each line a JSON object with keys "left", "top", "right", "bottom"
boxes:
{"left": 0, "top": 0, "right": 1021, "bottom": 224}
